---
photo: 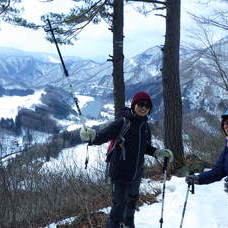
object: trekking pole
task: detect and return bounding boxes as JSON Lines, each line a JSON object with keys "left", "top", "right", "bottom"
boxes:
{"left": 179, "top": 172, "right": 195, "bottom": 228}
{"left": 159, "top": 156, "right": 169, "bottom": 228}
{"left": 45, "top": 19, "right": 90, "bottom": 168}
{"left": 45, "top": 19, "right": 84, "bottom": 122}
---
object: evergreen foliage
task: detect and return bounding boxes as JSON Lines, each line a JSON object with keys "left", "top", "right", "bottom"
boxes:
{"left": 41, "top": 0, "right": 113, "bottom": 44}
{"left": 0, "top": 0, "right": 39, "bottom": 29}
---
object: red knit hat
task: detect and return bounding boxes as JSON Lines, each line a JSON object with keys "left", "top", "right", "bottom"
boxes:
{"left": 131, "top": 92, "right": 153, "bottom": 111}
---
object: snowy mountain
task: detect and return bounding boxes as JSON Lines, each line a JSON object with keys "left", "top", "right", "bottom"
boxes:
{"left": 0, "top": 44, "right": 227, "bottom": 135}
{"left": 0, "top": 44, "right": 227, "bottom": 120}
{"left": 0, "top": 46, "right": 162, "bottom": 96}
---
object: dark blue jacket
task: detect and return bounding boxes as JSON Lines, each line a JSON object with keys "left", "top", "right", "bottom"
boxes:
{"left": 198, "top": 139, "right": 228, "bottom": 184}
{"left": 91, "top": 108, "right": 156, "bottom": 181}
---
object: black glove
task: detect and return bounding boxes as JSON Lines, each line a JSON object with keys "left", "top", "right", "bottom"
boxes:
{"left": 185, "top": 174, "right": 199, "bottom": 185}
{"left": 224, "top": 177, "right": 228, "bottom": 193}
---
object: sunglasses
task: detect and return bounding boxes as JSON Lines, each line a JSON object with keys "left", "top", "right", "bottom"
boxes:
{"left": 137, "top": 100, "right": 151, "bottom": 109}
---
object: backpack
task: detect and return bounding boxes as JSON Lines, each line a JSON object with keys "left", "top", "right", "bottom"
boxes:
{"left": 105, "top": 117, "right": 131, "bottom": 182}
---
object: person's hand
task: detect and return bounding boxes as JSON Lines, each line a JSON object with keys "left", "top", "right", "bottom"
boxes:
{"left": 79, "top": 127, "right": 96, "bottom": 142}
{"left": 224, "top": 177, "right": 228, "bottom": 193}
{"left": 154, "top": 148, "right": 174, "bottom": 162}
{"left": 185, "top": 174, "right": 199, "bottom": 185}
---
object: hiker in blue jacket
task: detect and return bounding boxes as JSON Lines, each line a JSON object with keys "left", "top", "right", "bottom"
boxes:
{"left": 186, "top": 110, "right": 228, "bottom": 190}
{"left": 80, "top": 91, "right": 173, "bottom": 228}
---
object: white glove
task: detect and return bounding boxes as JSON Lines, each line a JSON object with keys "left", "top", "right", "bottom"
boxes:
{"left": 80, "top": 127, "right": 96, "bottom": 142}
{"left": 154, "top": 148, "right": 174, "bottom": 162}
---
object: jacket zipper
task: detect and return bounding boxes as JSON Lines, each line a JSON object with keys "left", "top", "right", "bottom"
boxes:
{"left": 133, "top": 122, "right": 145, "bottom": 180}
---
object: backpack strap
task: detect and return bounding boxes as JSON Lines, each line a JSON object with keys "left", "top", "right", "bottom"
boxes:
{"left": 105, "top": 118, "right": 131, "bottom": 182}
{"left": 120, "top": 117, "right": 131, "bottom": 137}
{"left": 106, "top": 117, "right": 131, "bottom": 162}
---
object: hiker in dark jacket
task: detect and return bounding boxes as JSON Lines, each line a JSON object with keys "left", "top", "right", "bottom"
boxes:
{"left": 186, "top": 110, "right": 228, "bottom": 191}
{"left": 80, "top": 92, "right": 173, "bottom": 228}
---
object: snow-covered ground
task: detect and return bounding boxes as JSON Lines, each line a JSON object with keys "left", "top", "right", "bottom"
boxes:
{"left": 42, "top": 143, "right": 108, "bottom": 175}
{"left": 135, "top": 177, "right": 228, "bottom": 228}
{"left": 0, "top": 90, "right": 46, "bottom": 120}
{"left": 44, "top": 175, "right": 228, "bottom": 228}
{"left": 42, "top": 143, "right": 228, "bottom": 228}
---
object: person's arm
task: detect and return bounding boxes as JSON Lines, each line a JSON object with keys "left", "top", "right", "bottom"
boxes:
{"left": 91, "top": 118, "right": 123, "bottom": 145}
{"left": 145, "top": 125, "right": 157, "bottom": 156}
{"left": 198, "top": 148, "right": 227, "bottom": 185}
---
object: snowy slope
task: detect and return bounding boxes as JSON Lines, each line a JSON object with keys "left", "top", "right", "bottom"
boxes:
{"left": 0, "top": 90, "right": 45, "bottom": 120}
{"left": 41, "top": 141, "right": 228, "bottom": 228}
{"left": 44, "top": 175, "right": 228, "bottom": 228}
{"left": 135, "top": 177, "right": 228, "bottom": 228}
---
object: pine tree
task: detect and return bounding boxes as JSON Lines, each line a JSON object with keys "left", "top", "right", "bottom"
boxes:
{"left": 161, "top": 0, "right": 184, "bottom": 170}
{"left": 128, "top": 0, "right": 185, "bottom": 170}
{"left": 0, "top": 0, "right": 38, "bottom": 28}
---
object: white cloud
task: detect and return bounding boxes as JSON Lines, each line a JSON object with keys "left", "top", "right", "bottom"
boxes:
{"left": 0, "top": 0, "right": 226, "bottom": 61}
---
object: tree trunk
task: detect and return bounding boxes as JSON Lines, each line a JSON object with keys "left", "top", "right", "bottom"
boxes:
{"left": 162, "top": 0, "right": 184, "bottom": 169}
{"left": 112, "top": 0, "right": 125, "bottom": 118}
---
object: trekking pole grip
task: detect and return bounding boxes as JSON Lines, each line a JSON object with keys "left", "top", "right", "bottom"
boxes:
{"left": 163, "top": 157, "right": 169, "bottom": 173}
{"left": 189, "top": 171, "right": 195, "bottom": 194}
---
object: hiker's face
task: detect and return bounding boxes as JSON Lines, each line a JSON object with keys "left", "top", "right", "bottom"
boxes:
{"left": 134, "top": 102, "right": 150, "bottom": 117}
{"left": 224, "top": 120, "right": 228, "bottom": 135}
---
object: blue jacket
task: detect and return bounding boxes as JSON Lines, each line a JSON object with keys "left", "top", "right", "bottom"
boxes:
{"left": 91, "top": 108, "right": 156, "bottom": 181}
{"left": 198, "top": 139, "right": 228, "bottom": 184}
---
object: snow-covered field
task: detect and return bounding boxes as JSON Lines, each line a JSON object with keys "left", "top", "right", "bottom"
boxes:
{"left": 0, "top": 90, "right": 46, "bottom": 120}
{"left": 41, "top": 142, "right": 228, "bottom": 228}
{"left": 135, "top": 177, "right": 228, "bottom": 228}
{"left": 44, "top": 175, "right": 228, "bottom": 228}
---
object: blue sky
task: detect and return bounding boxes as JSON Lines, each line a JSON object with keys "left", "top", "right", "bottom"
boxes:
{"left": 0, "top": 0, "right": 227, "bottom": 61}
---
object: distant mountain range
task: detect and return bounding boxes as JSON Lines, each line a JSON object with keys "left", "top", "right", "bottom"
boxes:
{"left": 0, "top": 40, "right": 227, "bottom": 162}
{"left": 0, "top": 42, "right": 227, "bottom": 122}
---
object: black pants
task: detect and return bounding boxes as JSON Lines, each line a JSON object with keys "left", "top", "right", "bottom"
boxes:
{"left": 107, "top": 178, "right": 141, "bottom": 228}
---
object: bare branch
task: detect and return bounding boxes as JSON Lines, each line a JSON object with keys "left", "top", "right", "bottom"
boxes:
{"left": 190, "top": 12, "right": 228, "bottom": 31}
{"left": 0, "top": 150, "right": 21, "bottom": 161}
{"left": 189, "top": 24, "right": 228, "bottom": 92}
{"left": 154, "top": 13, "right": 166, "bottom": 18}
{"left": 201, "top": 30, "right": 228, "bottom": 92}
{"left": 154, "top": 6, "right": 166, "bottom": 10}
{"left": 0, "top": 0, "right": 11, "bottom": 15}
